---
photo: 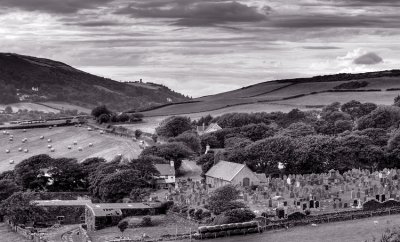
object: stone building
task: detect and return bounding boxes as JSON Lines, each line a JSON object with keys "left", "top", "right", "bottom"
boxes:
{"left": 205, "top": 160, "right": 261, "bottom": 188}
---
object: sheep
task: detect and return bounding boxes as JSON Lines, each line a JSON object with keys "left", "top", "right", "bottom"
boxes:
{"left": 9, "top": 160, "right": 14, "bottom": 164}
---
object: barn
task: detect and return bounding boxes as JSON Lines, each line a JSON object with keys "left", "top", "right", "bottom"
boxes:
{"left": 205, "top": 160, "right": 260, "bottom": 188}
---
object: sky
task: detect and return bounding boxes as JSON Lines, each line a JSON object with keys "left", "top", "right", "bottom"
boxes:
{"left": 0, "top": 0, "right": 399, "bottom": 97}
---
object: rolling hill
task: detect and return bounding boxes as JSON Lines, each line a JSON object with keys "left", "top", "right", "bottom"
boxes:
{"left": 140, "top": 70, "right": 400, "bottom": 117}
{"left": 0, "top": 53, "right": 189, "bottom": 112}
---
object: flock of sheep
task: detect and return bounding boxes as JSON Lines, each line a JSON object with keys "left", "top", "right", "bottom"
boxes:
{"left": 2, "top": 125, "right": 107, "bottom": 165}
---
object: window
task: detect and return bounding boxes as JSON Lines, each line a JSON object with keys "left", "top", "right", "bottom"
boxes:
{"left": 57, "top": 216, "right": 65, "bottom": 221}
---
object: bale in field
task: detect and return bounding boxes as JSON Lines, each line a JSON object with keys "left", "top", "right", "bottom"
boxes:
{"left": 2, "top": 131, "right": 6, "bottom": 135}
{"left": 89, "top": 143, "right": 93, "bottom": 147}
{"left": 9, "top": 160, "right": 14, "bottom": 164}
{"left": 18, "top": 147, "right": 22, "bottom": 152}
{"left": 5, "top": 149, "right": 10, "bottom": 153}
{"left": 49, "top": 126, "right": 52, "bottom": 129}
{"left": 23, "top": 129, "right": 27, "bottom": 132}
{"left": 68, "top": 146, "right": 72, "bottom": 149}
{"left": 40, "top": 136, "right": 44, "bottom": 139}
{"left": 73, "top": 141, "right": 78, "bottom": 145}
{"left": 87, "top": 127, "right": 92, "bottom": 131}
{"left": 9, "top": 137, "right": 13, "bottom": 141}
{"left": 78, "top": 147, "right": 83, "bottom": 151}
{"left": 51, "top": 148, "right": 55, "bottom": 152}
{"left": 48, "top": 139, "right": 52, "bottom": 143}
{"left": 48, "top": 145, "right": 52, "bottom": 148}
{"left": 24, "top": 149, "right": 29, "bottom": 153}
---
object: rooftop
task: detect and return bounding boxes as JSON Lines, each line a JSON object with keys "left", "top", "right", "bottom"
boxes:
{"left": 32, "top": 200, "right": 92, "bottom": 207}
{"left": 86, "top": 203, "right": 154, "bottom": 217}
{"left": 155, "top": 164, "right": 175, "bottom": 176}
{"left": 205, "top": 160, "right": 246, "bottom": 182}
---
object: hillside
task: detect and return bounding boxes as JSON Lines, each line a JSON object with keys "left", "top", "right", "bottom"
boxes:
{"left": 141, "top": 70, "right": 400, "bottom": 117}
{"left": 0, "top": 53, "right": 189, "bottom": 111}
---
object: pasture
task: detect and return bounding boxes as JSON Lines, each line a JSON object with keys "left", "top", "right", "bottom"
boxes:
{"left": 39, "top": 102, "right": 91, "bottom": 114}
{"left": 0, "top": 102, "right": 60, "bottom": 113}
{"left": 0, "top": 126, "right": 142, "bottom": 173}
{"left": 210, "top": 214, "right": 400, "bottom": 242}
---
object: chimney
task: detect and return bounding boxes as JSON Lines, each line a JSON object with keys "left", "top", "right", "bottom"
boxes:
{"left": 202, "top": 122, "right": 205, "bottom": 131}
{"left": 170, "top": 160, "right": 174, "bottom": 167}
{"left": 205, "top": 144, "right": 210, "bottom": 154}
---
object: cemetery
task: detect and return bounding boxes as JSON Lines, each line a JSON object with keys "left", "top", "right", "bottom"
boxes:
{"left": 161, "top": 165, "right": 400, "bottom": 235}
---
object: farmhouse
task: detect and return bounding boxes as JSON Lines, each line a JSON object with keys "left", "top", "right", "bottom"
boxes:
{"left": 205, "top": 160, "right": 261, "bottom": 188}
{"left": 196, "top": 123, "right": 222, "bottom": 135}
{"left": 154, "top": 161, "right": 176, "bottom": 188}
{"left": 85, "top": 203, "right": 159, "bottom": 232}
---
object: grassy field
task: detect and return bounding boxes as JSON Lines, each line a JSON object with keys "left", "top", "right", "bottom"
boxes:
{"left": 275, "top": 91, "right": 400, "bottom": 106}
{"left": 0, "top": 102, "right": 60, "bottom": 113}
{"left": 90, "top": 214, "right": 198, "bottom": 242}
{"left": 39, "top": 102, "right": 92, "bottom": 114}
{"left": 0, "top": 223, "right": 29, "bottom": 242}
{"left": 0, "top": 126, "right": 142, "bottom": 173}
{"left": 207, "top": 214, "right": 400, "bottom": 242}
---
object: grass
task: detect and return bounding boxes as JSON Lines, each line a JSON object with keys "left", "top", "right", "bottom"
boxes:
{"left": 0, "top": 102, "right": 60, "bottom": 114}
{"left": 0, "top": 223, "right": 30, "bottom": 242}
{"left": 39, "top": 102, "right": 92, "bottom": 114}
{"left": 0, "top": 126, "right": 142, "bottom": 173}
{"left": 204, "top": 214, "right": 400, "bottom": 242}
{"left": 90, "top": 214, "right": 199, "bottom": 242}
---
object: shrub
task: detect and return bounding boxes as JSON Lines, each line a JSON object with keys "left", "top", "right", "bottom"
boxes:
{"left": 195, "top": 209, "right": 203, "bottom": 220}
{"left": 141, "top": 216, "right": 152, "bottom": 227}
{"left": 189, "top": 208, "right": 196, "bottom": 217}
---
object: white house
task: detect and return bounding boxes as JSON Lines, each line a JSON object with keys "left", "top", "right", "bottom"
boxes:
{"left": 205, "top": 160, "right": 261, "bottom": 188}
{"left": 197, "top": 123, "right": 222, "bottom": 136}
{"left": 154, "top": 161, "right": 176, "bottom": 188}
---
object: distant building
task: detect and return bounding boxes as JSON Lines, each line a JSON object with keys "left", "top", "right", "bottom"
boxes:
{"left": 154, "top": 161, "right": 176, "bottom": 188}
{"left": 196, "top": 123, "right": 222, "bottom": 136}
{"left": 205, "top": 160, "right": 261, "bottom": 188}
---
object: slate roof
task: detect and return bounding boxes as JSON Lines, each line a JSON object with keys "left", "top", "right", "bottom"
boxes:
{"left": 197, "top": 123, "right": 222, "bottom": 134}
{"left": 32, "top": 200, "right": 92, "bottom": 207}
{"left": 155, "top": 164, "right": 175, "bottom": 176}
{"left": 205, "top": 160, "right": 246, "bottom": 182}
{"left": 86, "top": 203, "right": 152, "bottom": 217}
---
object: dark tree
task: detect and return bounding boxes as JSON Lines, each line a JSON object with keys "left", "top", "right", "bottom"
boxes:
{"left": 91, "top": 105, "right": 111, "bottom": 118}
{"left": 156, "top": 116, "right": 192, "bottom": 138}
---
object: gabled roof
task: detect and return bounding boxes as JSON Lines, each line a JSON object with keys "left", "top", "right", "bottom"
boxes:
{"left": 86, "top": 203, "right": 152, "bottom": 217}
{"left": 205, "top": 123, "right": 222, "bottom": 133}
{"left": 32, "top": 200, "right": 92, "bottom": 206}
{"left": 154, "top": 164, "right": 175, "bottom": 176}
{"left": 205, "top": 160, "right": 246, "bottom": 182}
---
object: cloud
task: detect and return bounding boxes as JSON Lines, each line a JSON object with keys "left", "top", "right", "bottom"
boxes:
{"left": 0, "top": 0, "right": 114, "bottom": 14}
{"left": 302, "top": 46, "right": 341, "bottom": 50}
{"left": 353, "top": 52, "right": 383, "bottom": 65}
{"left": 66, "top": 20, "right": 123, "bottom": 27}
{"left": 116, "top": 0, "right": 270, "bottom": 26}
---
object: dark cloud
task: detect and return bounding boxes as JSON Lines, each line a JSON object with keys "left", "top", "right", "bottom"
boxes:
{"left": 67, "top": 20, "right": 123, "bottom": 27}
{"left": 0, "top": 0, "right": 114, "bottom": 14}
{"left": 302, "top": 46, "right": 341, "bottom": 50}
{"left": 353, "top": 52, "right": 383, "bottom": 65}
{"left": 328, "top": 0, "right": 400, "bottom": 7}
{"left": 116, "top": 0, "right": 269, "bottom": 26}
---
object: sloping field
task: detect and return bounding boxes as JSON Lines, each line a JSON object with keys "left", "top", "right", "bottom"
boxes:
{"left": 0, "top": 223, "right": 29, "bottom": 242}
{"left": 0, "top": 102, "right": 60, "bottom": 113}
{"left": 275, "top": 90, "right": 400, "bottom": 106}
{"left": 141, "top": 74, "right": 400, "bottom": 117}
{"left": 0, "top": 126, "right": 141, "bottom": 173}
{"left": 39, "top": 102, "right": 91, "bottom": 114}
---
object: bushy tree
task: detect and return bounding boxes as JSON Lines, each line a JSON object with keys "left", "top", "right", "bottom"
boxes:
{"left": 357, "top": 106, "right": 400, "bottom": 130}
{"left": 224, "top": 208, "right": 256, "bottom": 223}
{"left": 239, "top": 123, "right": 276, "bottom": 141}
{"left": 14, "top": 154, "right": 53, "bottom": 190}
{"left": 135, "top": 129, "right": 143, "bottom": 139}
{"left": 280, "top": 122, "right": 316, "bottom": 138}
{"left": 118, "top": 220, "right": 129, "bottom": 235}
{"left": 97, "top": 113, "right": 110, "bottom": 124}
{"left": 0, "top": 179, "right": 21, "bottom": 202}
{"left": 156, "top": 116, "right": 192, "bottom": 138}
{"left": 169, "top": 131, "right": 201, "bottom": 154}
{"left": 91, "top": 105, "right": 111, "bottom": 118}
{"left": 208, "top": 185, "right": 242, "bottom": 214}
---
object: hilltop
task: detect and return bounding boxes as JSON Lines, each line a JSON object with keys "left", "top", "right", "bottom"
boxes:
{"left": 140, "top": 70, "right": 400, "bottom": 117}
{"left": 0, "top": 53, "right": 189, "bottom": 112}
